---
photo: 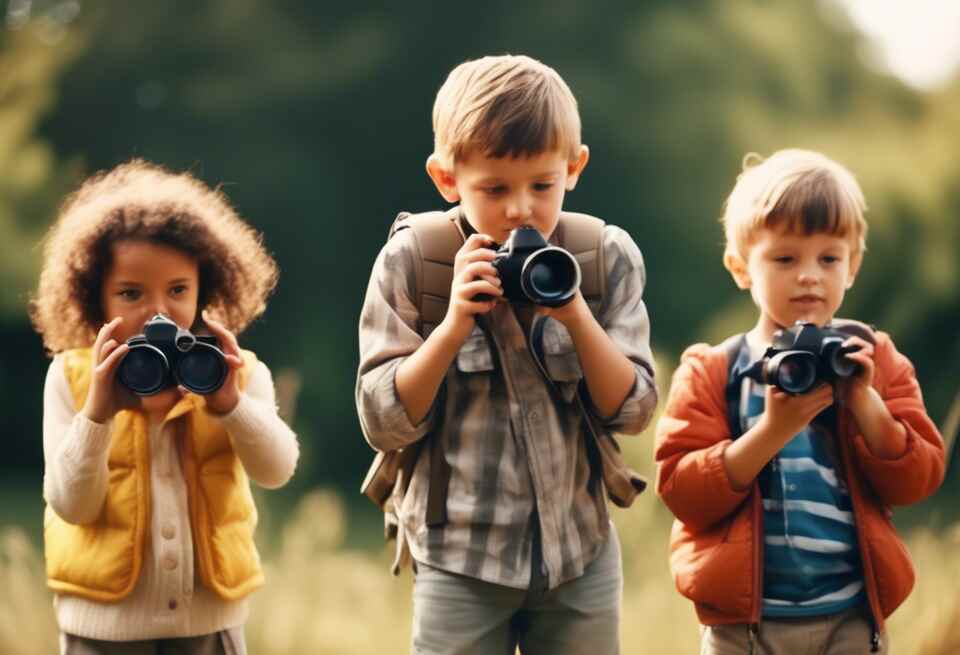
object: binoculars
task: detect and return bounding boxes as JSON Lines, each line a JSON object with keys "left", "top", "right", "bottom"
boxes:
{"left": 475, "top": 226, "right": 581, "bottom": 307}
{"left": 117, "top": 314, "right": 228, "bottom": 396}
{"left": 745, "top": 321, "right": 861, "bottom": 395}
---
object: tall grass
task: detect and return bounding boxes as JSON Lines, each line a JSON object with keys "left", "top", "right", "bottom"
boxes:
{"left": 3, "top": 422, "right": 959, "bottom": 652}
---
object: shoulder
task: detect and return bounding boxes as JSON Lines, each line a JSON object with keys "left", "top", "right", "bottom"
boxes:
{"left": 596, "top": 223, "right": 646, "bottom": 284}
{"left": 669, "top": 339, "right": 737, "bottom": 399}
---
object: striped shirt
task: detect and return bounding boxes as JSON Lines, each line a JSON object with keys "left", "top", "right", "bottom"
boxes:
{"left": 738, "top": 340, "right": 866, "bottom": 617}
{"left": 356, "top": 218, "right": 656, "bottom": 590}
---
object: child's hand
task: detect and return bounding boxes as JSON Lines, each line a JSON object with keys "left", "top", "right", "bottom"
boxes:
{"left": 535, "top": 291, "right": 591, "bottom": 328}
{"left": 834, "top": 335, "right": 875, "bottom": 407}
{"left": 81, "top": 317, "right": 137, "bottom": 424}
{"left": 758, "top": 382, "right": 834, "bottom": 442}
{"left": 443, "top": 233, "right": 503, "bottom": 341}
{"left": 197, "top": 311, "right": 245, "bottom": 415}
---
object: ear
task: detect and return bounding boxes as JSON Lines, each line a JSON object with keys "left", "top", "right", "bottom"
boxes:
{"left": 845, "top": 249, "right": 863, "bottom": 289}
{"left": 565, "top": 145, "right": 590, "bottom": 191}
{"left": 425, "top": 154, "right": 460, "bottom": 203}
{"left": 724, "top": 251, "right": 752, "bottom": 289}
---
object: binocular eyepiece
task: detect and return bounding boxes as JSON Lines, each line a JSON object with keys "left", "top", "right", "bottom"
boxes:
{"left": 117, "top": 314, "right": 228, "bottom": 396}
{"left": 745, "top": 321, "right": 861, "bottom": 395}
{"left": 475, "top": 226, "right": 581, "bottom": 307}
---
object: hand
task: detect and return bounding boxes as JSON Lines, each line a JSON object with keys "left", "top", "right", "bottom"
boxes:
{"left": 834, "top": 336, "right": 875, "bottom": 408}
{"left": 757, "top": 382, "right": 835, "bottom": 443}
{"left": 197, "top": 311, "right": 245, "bottom": 415}
{"left": 81, "top": 317, "right": 138, "bottom": 423}
{"left": 441, "top": 233, "right": 503, "bottom": 343}
{"left": 534, "top": 291, "right": 592, "bottom": 329}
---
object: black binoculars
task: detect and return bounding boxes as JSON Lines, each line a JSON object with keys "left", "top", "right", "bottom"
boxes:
{"left": 745, "top": 321, "right": 861, "bottom": 395}
{"left": 117, "top": 314, "right": 228, "bottom": 396}
{"left": 475, "top": 226, "right": 581, "bottom": 307}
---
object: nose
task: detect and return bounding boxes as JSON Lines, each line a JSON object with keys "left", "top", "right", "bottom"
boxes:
{"left": 505, "top": 194, "right": 532, "bottom": 222}
{"left": 797, "top": 268, "right": 819, "bottom": 286}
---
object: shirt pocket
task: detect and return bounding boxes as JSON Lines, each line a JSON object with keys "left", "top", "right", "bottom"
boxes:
{"left": 456, "top": 325, "right": 495, "bottom": 373}
{"left": 541, "top": 319, "right": 583, "bottom": 402}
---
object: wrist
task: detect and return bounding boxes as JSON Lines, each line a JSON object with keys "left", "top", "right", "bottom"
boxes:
{"left": 436, "top": 313, "right": 474, "bottom": 349}
{"left": 555, "top": 294, "right": 594, "bottom": 332}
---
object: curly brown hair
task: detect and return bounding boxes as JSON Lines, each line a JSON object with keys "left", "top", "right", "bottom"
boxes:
{"left": 30, "top": 159, "right": 278, "bottom": 353}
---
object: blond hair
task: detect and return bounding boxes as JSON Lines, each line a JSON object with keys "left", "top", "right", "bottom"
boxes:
{"left": 432, "top": 54, "right": 581, "bottom": 168}
{"left": 30, "top": 159, "right": 278, "bottom": 353}
{"left": 721, "top": 149, "right": 868, "bottom": 260}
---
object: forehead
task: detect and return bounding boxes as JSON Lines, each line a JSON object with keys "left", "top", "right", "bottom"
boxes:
{"left": 107, "top": 239, "right": 198, "bottom": 280}
{"left": 455, "top": 150, "right": 569, "bottom": 180}
{"left": 750, "top": 226, "right": 853, "bottom": 252}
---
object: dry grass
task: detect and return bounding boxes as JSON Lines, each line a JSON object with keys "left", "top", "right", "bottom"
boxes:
{"left": 2, "top": 432, "right": 957, "bottom": 653}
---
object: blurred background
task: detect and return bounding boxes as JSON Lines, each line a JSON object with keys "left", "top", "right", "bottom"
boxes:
{"left": 1, "top": 0, "right": 959, "bottom": 652}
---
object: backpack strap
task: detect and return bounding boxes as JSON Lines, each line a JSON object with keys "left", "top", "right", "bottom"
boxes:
{"left": 389, "top": 207, "right": 465, "bottom": 338}
{"left": 551, "top": 212, "right": 606, "bottom": 304}
{"left": 720, "top": 333, "right": 748, "bottom": 440}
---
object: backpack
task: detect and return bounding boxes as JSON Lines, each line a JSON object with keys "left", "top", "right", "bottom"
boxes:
{"left": 360, "top": 206, "right": 647, "bottom": 563}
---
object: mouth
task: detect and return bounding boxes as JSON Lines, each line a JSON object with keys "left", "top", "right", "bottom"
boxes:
{"left": 790, "top": 295, "right": 824, "bottom": 304}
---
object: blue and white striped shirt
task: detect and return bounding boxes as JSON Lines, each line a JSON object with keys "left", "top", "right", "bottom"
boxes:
{"left": 739, "top": 342, "right": 866, "bottom": 617}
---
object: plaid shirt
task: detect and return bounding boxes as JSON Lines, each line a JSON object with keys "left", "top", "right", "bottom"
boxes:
{"left": 356, "top": 218, "right": 656, "bottom": 590}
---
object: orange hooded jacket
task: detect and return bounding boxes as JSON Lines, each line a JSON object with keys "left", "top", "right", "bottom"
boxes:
{"left": 654, "top": 330, "right": 944, "bottom": 630}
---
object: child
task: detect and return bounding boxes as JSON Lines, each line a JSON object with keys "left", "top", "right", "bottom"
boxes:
{"left": 654, "top": 149, "right": 945, "bottom": 654}
{"left": 356, "top": 54, "right": 657, "bottom": 653}
{"left": 30, "top": 160, "right": 299, "bottom": 654}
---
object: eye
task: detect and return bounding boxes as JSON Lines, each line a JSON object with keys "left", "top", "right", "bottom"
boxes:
{"left": 533, "top": 182, "right": 554, "bottom": 192}
{"left": 118, "top": 288, "right": 141, "bottom": 301}
{"left": 773, "top": 256, "right": 793, "bottom": 264}
{"left": 170, "top": 284, "right": 189, "bottom": 296}
{"left": 483, "top": 185, "right": 507, "bottom": 195}
{"left": 821, "top": 255, "right": 840, "bottom": 264}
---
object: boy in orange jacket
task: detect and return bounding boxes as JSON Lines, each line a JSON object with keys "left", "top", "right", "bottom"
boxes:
{"left": 655, "top": 149, "right": 944, "bottom": 654}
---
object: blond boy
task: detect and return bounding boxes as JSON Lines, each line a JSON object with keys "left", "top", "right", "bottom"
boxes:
{"left": 356, "top": 55, "right": 657, "bottom": 654}
{"left": 655, "top": 149, "right": 944, "bottom": 654}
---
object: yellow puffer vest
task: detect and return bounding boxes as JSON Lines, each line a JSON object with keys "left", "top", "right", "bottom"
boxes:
{"left": 44, "top": 347, "right": 264, "bottom": 603}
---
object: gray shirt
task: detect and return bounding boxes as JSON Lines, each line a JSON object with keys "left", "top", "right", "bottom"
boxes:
{"left": 356, "top": 221, "right": 656, "bottom": 590}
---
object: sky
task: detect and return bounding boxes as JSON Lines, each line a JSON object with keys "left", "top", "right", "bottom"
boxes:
{"left": 832, "top": 0, "right": 960, "bottom": 90}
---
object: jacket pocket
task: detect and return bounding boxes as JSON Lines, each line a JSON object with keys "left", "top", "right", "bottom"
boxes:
{"left": 456, "top": 325, "right": 495, "bottom": 373}
{"left": 541, "top": 318, "right": 583, "bottom": 382}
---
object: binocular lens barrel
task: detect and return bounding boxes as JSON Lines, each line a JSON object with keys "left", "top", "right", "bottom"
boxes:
{"left": 176, "top": 345, "right": 228, "bottom": 394}
{"left": 766, "top": 351, "right": 818, "bottom": 395}
{"left": 118, "top": 345, "right": 168, "bottom": 396}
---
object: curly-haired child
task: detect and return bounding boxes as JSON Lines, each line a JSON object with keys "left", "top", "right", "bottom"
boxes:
{"left": 31, "top": 159, "right": 299, "bottom": 655}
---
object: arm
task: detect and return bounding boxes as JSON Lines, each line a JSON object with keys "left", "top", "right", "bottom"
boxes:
{"left": 355, "top": 230, "right": 502, "bottom": 451}
{"left": 42, "top": 356, "right": 112, "bottom": 524}
{"left": 654, "top": 346, "right": 751, "bottom": 531}
{"left": 542, "top": 226, "right": 656, "bottom": 432}
{"left": 219, "top": 360, "right": 300, "bottom": 489}
{"left": 844, "top": 333, "right": 945, "bottom": 505}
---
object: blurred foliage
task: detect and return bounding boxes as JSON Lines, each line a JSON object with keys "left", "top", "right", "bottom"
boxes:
{"left": 1, "top": 0, "right": 958, "bottom": 498}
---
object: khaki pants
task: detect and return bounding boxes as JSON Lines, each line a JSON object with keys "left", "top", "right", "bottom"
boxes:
{"left": 700, "top": 607, "right": 888, "bottom": 655}
{"left": 60, "top": 627, "right": 245, "bottom": 655}
{"left": 411, "top": 523, "right": 622, "bottom": 655}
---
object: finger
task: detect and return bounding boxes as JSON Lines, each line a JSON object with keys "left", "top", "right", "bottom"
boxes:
{"left": 456, "top": 280, "right": 504, "bottom": 299}
{"left": 225, "top": 354, "right": 244, "bottom": 369}
{"left": 479, "top": 274, "right": 502, "bottom": 287}
{"left": 460, "top": 261, "right": 499, "bottom": 281}
{"left": 203, "top": 312, "right": 241, "bottom": 355}
{"left": 462, "top": 233, "right": 496, "bottom": 251}
{"left": 93, "top": 317, "right": 122, "bottom": 361}
{"left": 97, "top": 343, "right": 129, "bottom": 375}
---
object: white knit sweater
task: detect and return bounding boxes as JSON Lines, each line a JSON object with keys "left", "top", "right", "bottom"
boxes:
{"left": 42, "top": 355, "right": 300, "bottom": 641}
